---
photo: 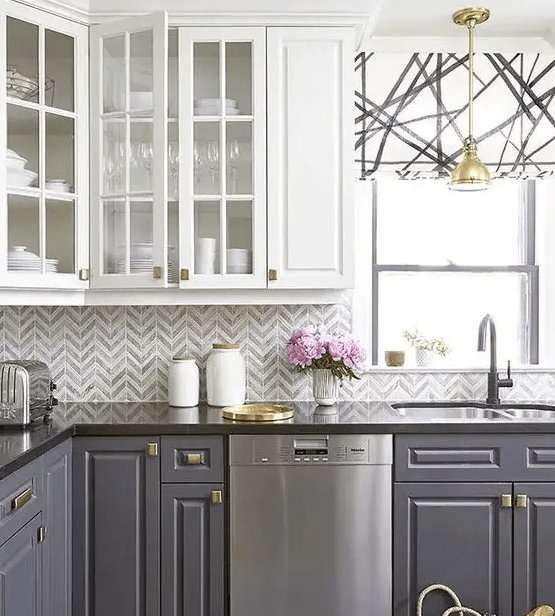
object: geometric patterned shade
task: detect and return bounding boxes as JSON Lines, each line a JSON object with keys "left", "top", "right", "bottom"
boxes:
{"left": 355, "top": 52, "right": 555, "bottom": 180}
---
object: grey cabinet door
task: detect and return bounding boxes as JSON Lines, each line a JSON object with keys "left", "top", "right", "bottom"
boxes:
{"left": 73, "top": 437, "right": 160, "bottom": 616}
{"left": 43, "top": 439, "right": 72, "bottom": 616}
{"left": 161, "top": 484, "right": 224, "bottom": 616}
{"left": 394, "top": 482, "right": 512, "bottom": 616}
{"left": 0, "top": 513, "right": 42, "bottom": 616}
{"left": 513, "top": 483, "right": 555, "bottom": 616}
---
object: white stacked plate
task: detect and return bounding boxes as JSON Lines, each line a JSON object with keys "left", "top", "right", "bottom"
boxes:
{"left": 227, "top": 248, "right": 252, "bottom": 274}
{"left": 194, "top": 98, "right": 240, "bottom": 116}
{"left": 116, "top": 260, "right": 174, "bottom": 278}
{"left": 7, "top": 246, "right": 58, "bottom": 272}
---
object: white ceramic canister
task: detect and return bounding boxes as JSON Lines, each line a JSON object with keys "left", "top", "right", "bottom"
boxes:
{"left": 206, "top": 343, "right": 246, "bottom": 407}
{"left": 168, "top": 356, "right": 199, "bottom": 407}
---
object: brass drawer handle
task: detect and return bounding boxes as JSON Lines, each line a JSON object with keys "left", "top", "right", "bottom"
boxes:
{"left": 516, "top": 494, "right": 528, "bottom": 508}
{"left": 501, "top": 494, "right": 513, "bottom": 508}
{"left": 211, "top": 490, "right": 222, "bottom": 504}
{"left": 186, "top": 453, "right": 202, "bottom": 466}
{"left": 12, "top": 487, "right": 32, "bottom": 511}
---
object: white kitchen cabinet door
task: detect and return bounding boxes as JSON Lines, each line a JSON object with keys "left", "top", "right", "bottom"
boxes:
{"left": 0, "top": 0, "right": 89, "bottom": 290}
{"left": 267, "top": 27, "right": 354, "bottom": 289}
{"left": 178, "top": 27, "right": 266, "bottom": 289}
{"left": 90, "top": 12, "right": 169, "bottom": 289}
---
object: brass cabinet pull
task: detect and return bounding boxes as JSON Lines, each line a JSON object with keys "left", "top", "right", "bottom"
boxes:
{"left": 153, "top": 266, "right": 162, "bottom": 279}
{"left": 211, "top": 490, "right": 222, "bottom": 504}
{"left": 186, "top": 453, "right": 202, "bottom": 466}
{"left": 268, "top": 269, "right": 278, "bottom": 281}
{"left": 516, "top": 494, "right": 528, "bottom": 508}
{"left": 12, "top": 487, "right": 32, "bottom": 511}
{"left": 146, "top": 442, "right": 158, "bottom": 458}
{"left": 180, "top": 268, "right": 189, "bottom": 281}
{"left": 501, "top": 494, "right": 513, "bottom": 508}
{"left": 79, "top": 268, "right": 89, "bottom": 281}
{"left": 37, "top": 526, "right": 46, "bottom": 543}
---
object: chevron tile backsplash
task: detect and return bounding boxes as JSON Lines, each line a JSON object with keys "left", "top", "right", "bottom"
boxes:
{"left": 1, "top": 304, "right": 554, "bottom": 403}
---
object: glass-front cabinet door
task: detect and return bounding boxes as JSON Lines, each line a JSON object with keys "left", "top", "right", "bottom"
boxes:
{"left": 178, "top": 27, "right": 266, "bottom": 288}
{"left": 0, "top": 2, "right": 88, "bottom": 289}
{"left": 90, "top": 13, "right": 169, "bottom": 288}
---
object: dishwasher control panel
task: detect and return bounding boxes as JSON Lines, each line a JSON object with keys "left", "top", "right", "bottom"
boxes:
{"left": 230, "top": 434, "right": 393, "bottom": 465}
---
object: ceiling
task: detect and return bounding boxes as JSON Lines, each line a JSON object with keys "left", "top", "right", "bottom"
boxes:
{"left": 370, "top": 0, "right": 555, "bottom": 39}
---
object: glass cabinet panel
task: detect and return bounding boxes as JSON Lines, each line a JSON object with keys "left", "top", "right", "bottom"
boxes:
{"left": 46, "top": 200, "right": 75, "bottom": 273}
{"left": 226, "top": 200, "right": 253, "bottom": 274}
{"left": 7, "top": 106, "right": 39, "bottom": 187}
{"left": 193, "top": 43, "right": 220, "bottom": 110}
{"left": 194, "top": 201, "right": 221, "bottom": 275}
{"left": 130, "top": 120, "right": 154, "bottom": 192}
{"left": 103, "top": 35, "right": 125, "bottom": 113}
{"left": 6, "top": 18, "right": 39, "bottom": 104}
{"left": 45, "top": 30, "right": 74, "bottom": 111}
{"left": 7, "top": 196, "right": 40, "bottom": 271}
{"left": 226, "top": 122, "right": 252, "bottom": 195}
{"left": 193, "top": 123, "right": 220, "bottom": 195}
{"left": 130, "top": 30, "right": 153, "bottom": 110}
{"left": 46, "top": 114, "right": 74, "bottom": 192}
{"left": 102, "top": 200, "right": 125, "bottom": 274}
{"left": 103, "top": 120, "right": 126, "bottom": 194}
{"left": 226, "top": 42, "right": 252, "bottom": 116}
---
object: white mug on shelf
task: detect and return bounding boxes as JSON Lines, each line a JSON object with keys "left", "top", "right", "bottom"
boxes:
{"left": 196, "top": 237, "right": 216, "bottom": 274}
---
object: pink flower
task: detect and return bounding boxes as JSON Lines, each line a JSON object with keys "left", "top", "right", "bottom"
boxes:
{"left": 327, "top": 337, "right": 348, "bottom": 362}
{"left": 287, "top": 331, "right": 325, "bottom": 367}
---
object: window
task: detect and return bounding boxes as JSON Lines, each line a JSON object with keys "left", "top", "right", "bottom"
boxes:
{"left": 365, "top": 179, "right": 539, "bottom": 367}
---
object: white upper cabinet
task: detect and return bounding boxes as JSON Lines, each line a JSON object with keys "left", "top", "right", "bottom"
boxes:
{"left": 90, "top": 12, "right": 169, "bottom": 289}
{"left": 267, "top": 27, "right": 354, "bottom": 289}
{"left": 0, "top": 1, "right": 89, "bottom": 289}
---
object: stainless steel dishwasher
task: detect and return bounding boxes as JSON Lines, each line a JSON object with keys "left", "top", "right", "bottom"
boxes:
{"left": 230, "top": 434, "right": 392, "bottom": 616}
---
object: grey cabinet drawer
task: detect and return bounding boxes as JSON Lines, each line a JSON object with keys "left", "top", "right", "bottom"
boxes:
{"left": 396, "top": 434, "right": 555, "bottom": 481}
{"left": 0, "top": 456, "right": 44, "bottom": 547}
{"left": 161, "top": 436, "right": 224, "bottom": 483}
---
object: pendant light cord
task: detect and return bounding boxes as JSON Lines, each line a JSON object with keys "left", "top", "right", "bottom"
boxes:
{"left": 467, "top": 18, "right": 476, "bottom": 140}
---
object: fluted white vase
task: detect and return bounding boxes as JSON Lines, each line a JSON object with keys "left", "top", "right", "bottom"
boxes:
{"left": 312, "top": 369, "right": 339, "bottom": 406}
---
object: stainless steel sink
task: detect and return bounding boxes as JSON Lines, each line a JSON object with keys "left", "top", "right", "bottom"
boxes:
{"left": 391, "top": 401, "right": 555, "bottom": 420}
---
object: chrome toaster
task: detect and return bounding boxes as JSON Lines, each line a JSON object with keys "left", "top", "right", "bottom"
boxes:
{"left": 0, "top": 360, "right": 58, "bottom": 425}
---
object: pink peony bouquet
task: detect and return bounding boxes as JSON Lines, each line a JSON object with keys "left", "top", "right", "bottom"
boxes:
{"left": 286, "top": 326, "right": 366, "bottom": 380}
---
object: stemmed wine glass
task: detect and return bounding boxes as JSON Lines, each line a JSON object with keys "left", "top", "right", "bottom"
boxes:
{"left": 227, "top": 138, "right": 241, "bottom": 194}
{"left": 193, "top": 141, "right": 203, "bottom": 193}
{"left": 168, "top": 142, "right": 180, "bottom": 198}
{"left": 206, "top": 140, "right": 219, "bottom": 193}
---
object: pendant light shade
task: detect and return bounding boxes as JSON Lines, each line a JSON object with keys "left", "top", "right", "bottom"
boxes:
{"left": 449, "top": 7, "right": 491, "bottom": 191}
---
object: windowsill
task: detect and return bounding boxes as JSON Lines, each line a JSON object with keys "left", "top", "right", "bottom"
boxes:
{"left": 363, "top": 365, "right": 555, "bottom": 373}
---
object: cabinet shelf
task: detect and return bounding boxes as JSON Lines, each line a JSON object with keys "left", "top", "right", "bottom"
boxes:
{"left": 193, "top": 115, "right": 254, "bottom": 122}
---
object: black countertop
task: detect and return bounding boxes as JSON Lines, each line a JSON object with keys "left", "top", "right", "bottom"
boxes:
{"left": 3, "top": 399, "right": 555, "bottom": 480}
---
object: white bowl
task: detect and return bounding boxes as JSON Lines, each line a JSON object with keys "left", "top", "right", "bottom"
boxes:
{"left": 6, "top": 149, "right": 27, "bottom": 171}
{"left": 6, "top": 168, "right": 37, "bottom": 187}
{"left": 46, "top": 180, "right": 70, "bottom": 192}
{"left": 8, "top": 246, "right": 40, "bottom": 263}
{"left": 130, "top": 91, "right": 153, "bottom": 109}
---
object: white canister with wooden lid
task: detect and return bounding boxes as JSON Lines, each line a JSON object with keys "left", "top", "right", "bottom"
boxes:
{"left": 206, "top": 343, "right": 245, "bottom": 407}
{"left": 168, "top": 356, "right": 199, "bottom": 407}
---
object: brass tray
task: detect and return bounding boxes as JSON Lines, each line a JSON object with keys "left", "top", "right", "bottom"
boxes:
{"left": 222, "top": 403, "right": 294, "bottom": 422}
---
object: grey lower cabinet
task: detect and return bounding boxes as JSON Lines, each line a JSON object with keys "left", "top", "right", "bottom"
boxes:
{"left": 43, "top": 439, "right": 72, "bottom": 616}
{"left": 513, "top": 483, "right": 555, "bottom": 616}
{"left": 394, "top": 434, "right": 555, "bottom": 616}
{"left": 394, "top": 482, "right": 513, "bottom": 616}
{"left": 72, "top": 436, "right": 161, "bottom": 616}
{"left": 0, "top": 512, "right": 43, "bottom": 616}
{"left": 161, "top": 484, "right": 225, "bottom": 616}
{"left": 0, "top": 438, "right": 71, "bottom": 616}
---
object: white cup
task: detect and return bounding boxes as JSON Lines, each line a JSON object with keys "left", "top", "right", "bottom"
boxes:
{"left": 196, "top": 237, "right": 216, "bottom": 274}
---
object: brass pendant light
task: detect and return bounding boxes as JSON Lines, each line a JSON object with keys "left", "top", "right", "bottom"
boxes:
{"left": 449, "top": 7, "right": 491, "bottom": 191}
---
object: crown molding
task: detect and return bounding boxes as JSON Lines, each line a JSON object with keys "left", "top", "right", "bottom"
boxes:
{"left": 13, "top": 0, "right": 90, "bottom": 24}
